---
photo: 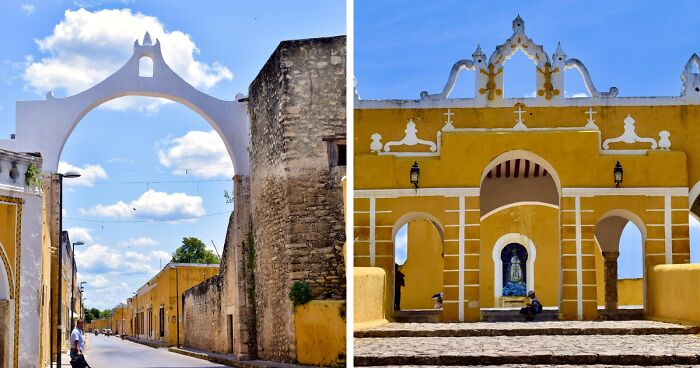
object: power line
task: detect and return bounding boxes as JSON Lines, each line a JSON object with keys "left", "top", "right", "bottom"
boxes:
{"left": 64, "top": 211, "right": 232, "bottom": 223}
{"left": 79, "top": 178, "right": 232, "bottom": 185}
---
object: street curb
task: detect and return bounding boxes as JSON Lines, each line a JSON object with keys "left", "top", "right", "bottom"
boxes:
{"left": 168, "top": 347, "right": 307, "bottom": 368}
{"left": 123, "top": 336, "right": 167, "bottom": 349}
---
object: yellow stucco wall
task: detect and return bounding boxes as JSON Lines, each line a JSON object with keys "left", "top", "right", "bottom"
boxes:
{"left": 354, "top": 267, "right": 388, "bottom": 330}
{"left": 355, "top": 103, "right": 695, "bottom": 322}
{"left": 479, "top": 204, "right": 559, "bottom": 307}
{"left": 38, "top": 194, "right": 52, "bottom": 368}
{"left": 294, "top": 300, "right": 346, "bottom": 366}
{"left": 399, "top": 219, "right": 443, "bottom": 310}
{"left": 648, "top": 264, "right": 700, "bottom": 324}
{"left": 132, "top": 264, "right": 219, "bottom": 345}
{"left": 617, "top": 278, "right": 643, "bottom": 306}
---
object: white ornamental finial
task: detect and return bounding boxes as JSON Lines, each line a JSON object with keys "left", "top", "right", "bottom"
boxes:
{"left": 553, "top": 42, "right": 567, "bottom": 62}
{"left": 514, "top": 104, "right": 527, "bottom": 130}
{"left": 658, "top": 131, "right": 671, "bottom": 150}
{"left": 384, "top": 119, "right": 437, "bottom": 152}
{"left": 584, "top": 107, "right": 598, "bottom": 130}
{"left": 143, "top": 32, "right": 152, "bottom": 46}
{"left": 472, "top": 45, "right": 486, "bottom": 62}
{"left": 512, "top": 15, "right": 525, "bottom": 33}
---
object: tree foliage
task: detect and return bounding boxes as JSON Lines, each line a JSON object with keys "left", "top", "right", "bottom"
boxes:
{"left": 170, "top": 237, "right": 220, "bottom": 264}
{"left": 84, "top": 307, "right": 111, "bottom": 322}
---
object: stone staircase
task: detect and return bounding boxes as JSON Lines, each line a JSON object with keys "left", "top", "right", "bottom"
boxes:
{"left": 354, "top": 320, "right": 700, "bottom": 366}
{"left": 480, "top": 307, "right": 559, "bottom": 322}
{"left": 391, "top": 309, "right": 442, "bottom": 323}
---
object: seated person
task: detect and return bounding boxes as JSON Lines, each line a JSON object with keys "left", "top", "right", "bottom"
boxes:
{"left": 519, "top": 290, "right": 542, "bottom": 321}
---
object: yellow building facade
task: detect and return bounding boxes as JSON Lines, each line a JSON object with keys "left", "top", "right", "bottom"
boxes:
{"left": 354, "top": 17, "right": 697, "bottom": 322}
{"left": 130, "top": 263, "right": 219, "bottom": 346}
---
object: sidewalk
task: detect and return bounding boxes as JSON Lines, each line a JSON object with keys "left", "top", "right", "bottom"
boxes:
{"left": 168, "top": 346, "right": 309, "bottom": 368}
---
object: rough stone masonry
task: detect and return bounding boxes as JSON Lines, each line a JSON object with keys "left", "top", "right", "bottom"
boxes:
{"left": 182, "top": 35, "right": 346, "bottom": 363}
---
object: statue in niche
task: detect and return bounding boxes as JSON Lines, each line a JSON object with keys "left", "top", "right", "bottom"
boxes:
{"left": 508, "top": 249, "right": 524, "bottom": 283}
{"left": 501, "top": 243, "right": 528, "bottom": 296}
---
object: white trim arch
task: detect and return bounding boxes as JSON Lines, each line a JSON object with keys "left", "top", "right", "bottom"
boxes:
{"left": 391, "top": 212, "right": 445, "bottom": 245}
{"left": 492, "top": 233, "right": 537, "bottom": 303}
{"left": 0, "top": 242, "right": 9, "bottom": 301}
{"left": 0, "top": 33, "right": 250, "bottom": 175}
{"left": 480, "top": 201, "right": 559, "bottom": 221}
{"left": 480, "top": 150, "right": 562, "bottom": 198}
{"left": 689, "top": 180, "right": 700, "bottom": 214}
{"left": 597, "top": 209, "right": 647, "bottom": 241}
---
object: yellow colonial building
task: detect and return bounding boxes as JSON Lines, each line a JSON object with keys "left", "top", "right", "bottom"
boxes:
{"left": 129, "top": 263, "right": 219, "bottom": 346}
{"left": 354, "top": 17, "right": 699, "bottom": 323}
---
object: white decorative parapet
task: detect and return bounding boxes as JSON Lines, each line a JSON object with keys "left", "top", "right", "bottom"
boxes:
{"left": 602, "top": 114, "right": 668, "bottom": 150}
{"left": 417, "top": 15, "right": 617, "bottom": 103}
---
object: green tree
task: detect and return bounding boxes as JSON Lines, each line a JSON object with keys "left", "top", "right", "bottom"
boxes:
{"left": 99, "top": 309, "right": 112, "bottom": 319}
{"left": 84, "top": 307, "right": 100, "bottom": 323}
{"left": 171, "top": 237, "right": 220, "bottom": 264}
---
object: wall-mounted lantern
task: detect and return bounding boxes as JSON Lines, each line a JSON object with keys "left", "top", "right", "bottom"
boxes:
{"left": 410, "top": 161, "right": 420, "bottom": 189}
{"left": 614, "top": 161, "right": 623, "bottom": 187}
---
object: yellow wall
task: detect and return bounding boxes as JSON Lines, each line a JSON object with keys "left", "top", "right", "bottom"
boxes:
{"left": 617, "top": 278, "right": 643, "bottom": 306}
{"left": 479, "top": 204, "right": 559, "bottom": 307}
{"left": 132, "top": 264, "right": 219, "bottom": 345}
{"left": 354, "top": 104, "right": 696, "bottom": 322}
{"left": 38, "top": 194, "right": 52, "bottom": 368}
{"left": 648, "top": 264, "right": 700, "bottom": 324}
{"left": 294, "top": 300, "right": 346, "bottom": 366}
{"left": 399, "top": 219, "right": 443, "bottom": 310}
{"left": 354, "top": 267, "right": 388, "bottom": 330}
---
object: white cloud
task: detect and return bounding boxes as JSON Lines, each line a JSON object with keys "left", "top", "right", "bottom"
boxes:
{"left": 75, "top": 244, "right": 158, "bottom": 275}
{"left": 149, "top": 250, "right": 171, "bottom": 262}
{"left": 23, "top": 8, "right": 232, "bottom": 112}
{"left": 523, "top": 90, "right": 537, "bottom": 98}
{"left": 58, "top": 161, "right": 108, "bottom": 187}
{"left": 564, "top": 91, "right": 590, "bottom": 98}
{"left": 690, "top": 214, "right": 700, "bottom": 229}
{"left": 21, "top": 4, "right": 36, "bottom": 16}
{"left": 117, "top": 237, "right": 159, "bottom": 247}
{"left": 66, "top": 227, "right": 94, "bottom": 243}
{"left": 157, "top": 130, "right": 234, "bottom": 178}
{"left": 79, "top": 189, "right": 205, "bottom": 220}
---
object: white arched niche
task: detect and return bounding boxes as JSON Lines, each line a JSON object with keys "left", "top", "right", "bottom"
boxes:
{"left": 492, "top": 233, "right": 537, "bottom": 302}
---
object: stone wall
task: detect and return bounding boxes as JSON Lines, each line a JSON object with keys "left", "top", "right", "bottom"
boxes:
{"left": 248, "top": 35, "right": 346, "bottom": 362}
{"left": 182, "top": 176, "right": 254, "bottom": 358}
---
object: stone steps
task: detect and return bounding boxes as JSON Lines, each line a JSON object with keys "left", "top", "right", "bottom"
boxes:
{"left": 355, "top": 320, "right": 699, "bottom": 338}
{"left": 354, "top": 321, "right": 700, "bottom": 366}
{"left": 481, "top": 307, "right": 559, "bottom": 322}
{"left": 354, "top": 334, "right": 700, "bottom": 366}
{"left": 391, "top": 309, "right": 442, "bottom": 323}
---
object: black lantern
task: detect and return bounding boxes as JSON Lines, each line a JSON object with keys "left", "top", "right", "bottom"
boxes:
{"left": 614, "top": 161, "right": 623, "bottom": 187}
{"left": 410, "top": 161, "right": 420, "bottom": 188}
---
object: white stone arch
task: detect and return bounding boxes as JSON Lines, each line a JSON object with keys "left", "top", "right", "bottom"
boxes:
{"left": 480, "top": 150, "right": 562, "bottom": 196}
{"left": 492, "top": 233, "right": 537, "bottom": 303}
{"left": 0, "top": 33, "right": 250, "bottom": 175}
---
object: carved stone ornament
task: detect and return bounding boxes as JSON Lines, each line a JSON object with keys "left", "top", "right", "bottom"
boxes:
{"left": 602, "top": 114, "right": 658, "bottom": 149}
{"left": 382, "top": 119, "right": 437, "bottom": 152}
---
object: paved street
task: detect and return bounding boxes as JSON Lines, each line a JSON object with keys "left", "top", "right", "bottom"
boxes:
{"left": 69, "top": 335, "right": 228, "bottom": 368}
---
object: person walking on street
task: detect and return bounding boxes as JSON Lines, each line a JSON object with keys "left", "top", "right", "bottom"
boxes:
{"left": 70, "top": 319, "right": 91, "bottom": 367}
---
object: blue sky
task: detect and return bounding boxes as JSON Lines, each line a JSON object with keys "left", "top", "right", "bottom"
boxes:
{"left": 358, "top": 1, "right": 700, "bottom": 275}
{"left": 0, "top": 0, "right": 344, "bottom": 310}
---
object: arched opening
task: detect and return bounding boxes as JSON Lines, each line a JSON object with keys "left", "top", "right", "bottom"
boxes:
{"left": 502, "top": 51, "right": 537, "bottom": 98}
{"left": 139, "top": 56, "right": 154, "bottom": 78}
{"left": 594, "top": 211, "right": 646, "bottom": 314}
{"left": 480, "top": 151, "right": 560, "bottom": 309}
{"left": 392, "top": 216, "right": 443, "bottom": 312}
{"left": 61, "top": 96, "right": 233, "bottom": 339}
